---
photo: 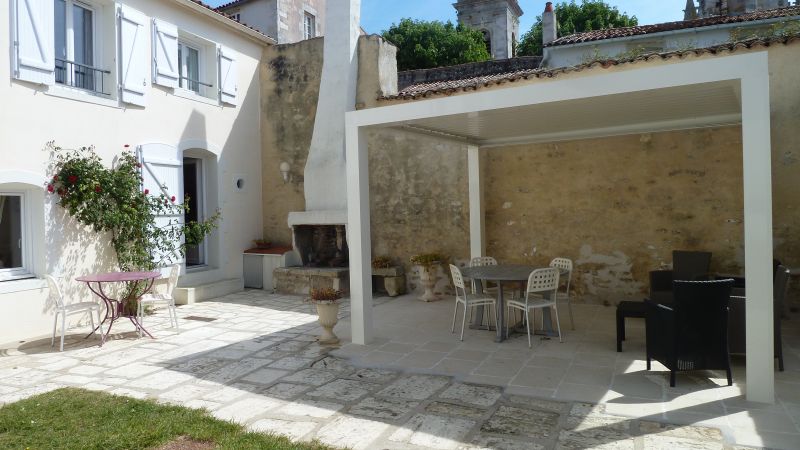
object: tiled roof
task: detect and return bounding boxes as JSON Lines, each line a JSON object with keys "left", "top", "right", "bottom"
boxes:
{"left": 548, "top": 6, "right": 800, "bottom": 47}
{"left": 381, "top": 33, "right": 800, "bottom": 101}
{"left": 216, "top": 0, "right": 252, "bottom": 10}
{"left": 185, "top": 0, "right": 276, "bottom": 42}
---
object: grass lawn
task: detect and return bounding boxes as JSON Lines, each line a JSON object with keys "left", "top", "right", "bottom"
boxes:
{"left": 0, "top": 388, "right": 336, "bottom": 450}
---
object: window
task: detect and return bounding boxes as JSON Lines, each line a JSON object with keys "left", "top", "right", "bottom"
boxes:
{"left": 178, "top": 41, "right": 201, "bottom": 93}
{"left": 183, "top": 157, "right": 206, "bottom": 267}
{"left": 304, "top": 12, "right": 316, "bottom": 40}
{"left": 53, "top": 0, "right": 109, "bottom": 95}
{"left": 0, "top": 194, "right": 28, "bottom": 281}
{"left": 232, "top": 13, "right": 241, "bottom": 22}
{"left": 481, "top": 29, "right": 492, "bottom": 56}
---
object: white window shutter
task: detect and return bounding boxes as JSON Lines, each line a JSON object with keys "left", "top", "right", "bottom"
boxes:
{"left": 11, "top": 0, "right": 55, "bottom": 85}
{"left": 218, "top": 46, "right": 238, "bottom": 106}
{"left": 118, "top": 4, "right": 149, "bottom": 107}
{"left": 138, "top": 144, "right": 185, "bottom": 266}
{"left": 152, "top": 19, "right": 179, "bottom": 88}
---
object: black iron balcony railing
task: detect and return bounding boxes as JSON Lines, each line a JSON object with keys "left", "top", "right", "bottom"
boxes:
{"left": 55, "top": 58, "right": 111, "bottom": 96}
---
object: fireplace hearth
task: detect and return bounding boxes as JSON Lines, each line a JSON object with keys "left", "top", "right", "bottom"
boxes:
{"left": 293, "top": 225, "right": 348, "bottom": 268}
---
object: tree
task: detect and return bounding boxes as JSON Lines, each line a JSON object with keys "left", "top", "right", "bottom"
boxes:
{"left": 382, "top": 19, "right": 491, "bottom": 71}
{"left": 518, "top": 0, "right": 638, "bottom": 57}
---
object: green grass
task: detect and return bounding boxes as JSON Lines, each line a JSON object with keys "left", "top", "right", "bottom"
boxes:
{"left": 0, "top": 388, "right": 337, "bottom": 450}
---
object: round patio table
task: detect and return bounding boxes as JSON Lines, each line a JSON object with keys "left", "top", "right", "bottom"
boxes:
{"left": 462, "top": 265, "right": 560, "bottom": 342}
{"left": 76, "top": 271, "right": 160, "bottom": 345}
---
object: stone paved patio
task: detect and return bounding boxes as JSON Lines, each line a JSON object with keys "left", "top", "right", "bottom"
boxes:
{"left": 0, "top": 290, "right": 797, "bottom": 449}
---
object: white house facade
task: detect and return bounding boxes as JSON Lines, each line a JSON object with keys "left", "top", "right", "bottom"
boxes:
{"left": 0, "top": 0, "right": 272, "bottom": 343}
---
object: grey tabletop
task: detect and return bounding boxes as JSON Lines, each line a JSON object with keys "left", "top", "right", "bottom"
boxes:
{"left": 461, "top": 265, "right": 537, "bottom": 282}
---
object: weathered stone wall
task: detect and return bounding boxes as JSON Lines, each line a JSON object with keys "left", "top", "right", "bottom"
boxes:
{"left": 367, "top": 130, "right": 470, "bottom": 294}
{"left": 484, "top": 127, "right": 744, "bottom": 303}
{"left": 261, "top": 37, "right": 324, "bottom": 245}
{"left": 769, "top": 43, "right": 800, "bottom": 272}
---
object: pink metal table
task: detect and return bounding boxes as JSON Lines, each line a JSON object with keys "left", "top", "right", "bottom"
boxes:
{"left": 76, "top": 271, "right": 160, "bottom": 345}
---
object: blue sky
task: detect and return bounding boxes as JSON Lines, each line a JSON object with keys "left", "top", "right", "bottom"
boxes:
{"left": 206, "top": 1, "right": 687, "bottom": 35}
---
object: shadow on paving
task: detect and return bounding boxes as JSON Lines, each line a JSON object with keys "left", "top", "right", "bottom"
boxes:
{"left": 2, "top": 292, "right": 795, "bottom": 449}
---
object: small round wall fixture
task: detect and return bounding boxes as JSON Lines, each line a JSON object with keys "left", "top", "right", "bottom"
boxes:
{"left": 234, "top": 176, "right": 246, "bottom": 192}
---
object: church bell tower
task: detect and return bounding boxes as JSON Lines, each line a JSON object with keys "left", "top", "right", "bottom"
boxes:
{"left": 453, "top": 0, "right": 524, "bottom": 60}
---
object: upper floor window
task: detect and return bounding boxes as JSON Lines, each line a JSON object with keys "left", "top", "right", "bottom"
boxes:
{"left": 178, "top": 41, "right": 201, "bottom": 93}
{"left": 0, "top": 194, "right": 28, "bottom": 281}
{"left": 304, "top": 12, "right": 316, "bottom": 40}
{"left": 232, "top": 13, "right": 241, "bottom": 22}
{"left": 53, "top": 0, "right": 110, "bottom": 95}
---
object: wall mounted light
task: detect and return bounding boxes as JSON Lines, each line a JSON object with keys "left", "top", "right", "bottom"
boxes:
{"left": 279, "top": 162, "right": 291, "bottom": 183}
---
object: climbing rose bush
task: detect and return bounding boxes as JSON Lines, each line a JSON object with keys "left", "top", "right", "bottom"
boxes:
{"left": 47, "top": 142, "right": 219, "bottom": 272}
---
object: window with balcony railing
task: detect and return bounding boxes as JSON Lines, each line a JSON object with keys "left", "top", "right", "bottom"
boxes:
{"left": 54, "top": 0, "right": 110, "bottom": 95}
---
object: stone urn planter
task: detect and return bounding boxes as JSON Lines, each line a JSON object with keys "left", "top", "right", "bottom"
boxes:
{"left": 410, "top": 253, "right": 447, "bottom": 302}
{"left": 309, "top": 288, "right": 342, "bottom": 345}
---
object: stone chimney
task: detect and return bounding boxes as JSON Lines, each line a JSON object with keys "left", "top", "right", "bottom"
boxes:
{"left": 542, "top": 2, "right": 557, "bottom": 47}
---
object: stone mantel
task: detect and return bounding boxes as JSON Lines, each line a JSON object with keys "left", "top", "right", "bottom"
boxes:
{"left": 288, "top": 210, "right": 348, "bottom": 227}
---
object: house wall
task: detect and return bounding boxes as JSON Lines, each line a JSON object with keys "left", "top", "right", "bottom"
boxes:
{"left": 0, "top": 0, "right": 266, "bottom": 343}
{"left": 261, "top": 36, "right": 468, "bottom": 293}
{"left": 484, "top": 127, "right": 744, "bottom": 302}
{"left": 224, "top": 0, "right": 279, "bottom": 39}
{"left": 278, "top": 0, "right": 326, "bottom": 44}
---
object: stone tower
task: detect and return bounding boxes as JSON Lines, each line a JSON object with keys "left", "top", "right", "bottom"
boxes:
{"left": 453, "top": 0, "right": 524, "bottom": 60}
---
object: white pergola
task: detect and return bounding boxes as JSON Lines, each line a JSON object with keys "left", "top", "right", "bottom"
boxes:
{"left": 344, "top": 51, "right": 776, "bottom": 403}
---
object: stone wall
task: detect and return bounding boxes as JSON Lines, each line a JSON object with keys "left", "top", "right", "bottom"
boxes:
{"left": 261, "top": 37, "right": 324, "bottom": 246}
{"left": 484, "top": 127, "right": 744, "bottom": 303}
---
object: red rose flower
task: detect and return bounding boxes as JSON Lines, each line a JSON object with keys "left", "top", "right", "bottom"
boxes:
{"left": 170, "top": 195, "right": 176, "bottom": 203}
{"left": 53, "top": 175, "right": 59, "bottom": 182}
{"left": 124, "top": 144, "right": 130, "bottom": 148}
{"left": 95, "top": 185, "right": 102, "bottom": 193}
{"left": 68, "top": 175, "right": 78, "bottom": 184}
{"left": 47, "top": 184, "right": 54, "bottom": 193}
{"left": 57, "top": 188, "right": 65, "bottom": 196}
{"left": 144, "top": 189, "right": 149, "bottom": 195}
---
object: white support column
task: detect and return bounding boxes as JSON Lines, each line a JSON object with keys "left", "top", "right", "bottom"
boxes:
{"left": 346, "top": 124, "right": 373, "bottom": 345}
{"left": 468, "top": 145, "right": 486, "bottom": 259}
{"left": 741, "top": 73, "right": 775, "bottom": 403}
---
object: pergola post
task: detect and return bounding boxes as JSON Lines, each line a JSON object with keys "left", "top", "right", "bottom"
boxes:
{"left": 741, "top": 72, "right": 775, "bottom": 403}
{"left": 468, "top": 145, "right": 486, "bottom": 259}
{"left": 346, "top": 125, "right": 373, "bottom": 345}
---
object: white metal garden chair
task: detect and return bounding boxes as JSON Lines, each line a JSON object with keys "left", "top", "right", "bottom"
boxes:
{"left": 507, "top": 267, "right": 562, "bottom": 348}
{"left": 469, "top": 256, "right": 498, "bottom": 294}
{"left": 47, "top": 275, "right": 104, "bottom": 352}
{"left": 138, "top": 264, "right": 180, "bottom": 336}
{"left": 450, "top": 264, "right": 497, "bottom": 341}
{"left": 549, "top": 257, "right": 575, "bottom": 330}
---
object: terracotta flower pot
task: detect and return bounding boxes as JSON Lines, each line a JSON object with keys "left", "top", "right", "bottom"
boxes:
{"left": 315, "top": 302, "right": 340, "bottom": 345}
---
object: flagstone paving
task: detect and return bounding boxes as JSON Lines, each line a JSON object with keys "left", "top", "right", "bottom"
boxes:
{"left": 0, "top": 290, "right": 789, "bottom": 449}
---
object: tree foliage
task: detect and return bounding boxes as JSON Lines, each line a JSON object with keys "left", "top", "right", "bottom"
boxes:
{"left": 518, "top": 0, "right": 638, "bottom": 57}
{"left": 382, "top": 18, "right": 491, "bottom": 71}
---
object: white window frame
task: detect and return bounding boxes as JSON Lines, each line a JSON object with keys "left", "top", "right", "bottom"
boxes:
{"left": 303, "top": 12, "right": 316, "bottom": 40}
{"left": 0, "top": 192, "right": 32, "bottom": 282}
{"left": 53, "top": 0, "right": 106, "bottom": 95}
{"left": 183, "top": 157, "right": 208, "bottom": 271}
{"left": 178, "top": 40, "right": 203, "bottom": 94}
{"left": 175, "top": 32, "right": 216, "bottom": 101}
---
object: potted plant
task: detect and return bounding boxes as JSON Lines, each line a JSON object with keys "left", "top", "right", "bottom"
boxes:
{"left": 410, "top": 252, "right": 447, "bottom": 302}
{"left": 252, "top": 239, "right": 272, "bottom": 249}
{"left": 309, "top": 287, "right": 342, "bottom": 345}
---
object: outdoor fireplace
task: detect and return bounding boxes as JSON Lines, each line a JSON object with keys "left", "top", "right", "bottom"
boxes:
{"left": 292, "top": 225, "right": 348, "bottom": 268}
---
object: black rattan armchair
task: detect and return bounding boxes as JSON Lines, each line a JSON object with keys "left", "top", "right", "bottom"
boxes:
{"left": 646, "top": 279, "right": 734, "bottom": 387}
{"left": 649, "top": 251, "right": 712, "bottom": 304}
{"left": 728, "top": 265, "right": 788, "bottom": 371}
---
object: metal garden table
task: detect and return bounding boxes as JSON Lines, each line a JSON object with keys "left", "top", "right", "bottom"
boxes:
{"left": 76, "top": 271, "right": 160, "bottom": 345}
{"left": 461, "top": 265, "right": 560, "bottom": 342}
